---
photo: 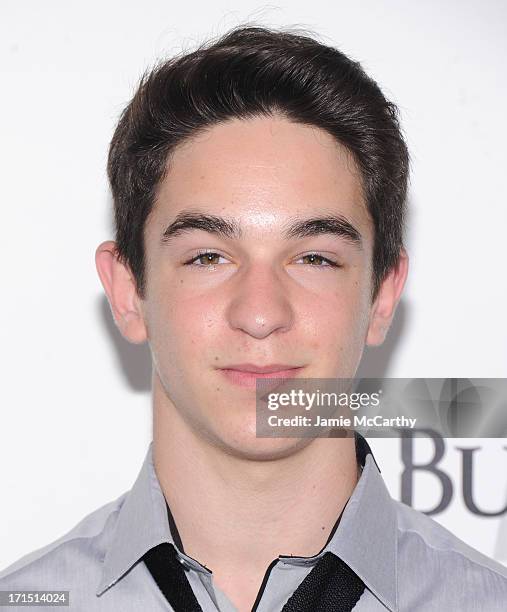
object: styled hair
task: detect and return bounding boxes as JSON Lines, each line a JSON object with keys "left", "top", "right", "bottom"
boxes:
{"left": 108, "top": 25, "right": 409, "bottom": 300}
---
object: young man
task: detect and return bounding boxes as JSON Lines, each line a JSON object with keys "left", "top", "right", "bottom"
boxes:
{"left": 1, "top": 25, "right": 506, "bottom": 612}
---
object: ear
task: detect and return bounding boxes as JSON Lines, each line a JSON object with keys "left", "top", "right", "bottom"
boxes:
{"left": 95, "top": 240, "right": 148, "bottom": 344}
{"left": 366, "top": 248, "right": 409, "bottom": 346}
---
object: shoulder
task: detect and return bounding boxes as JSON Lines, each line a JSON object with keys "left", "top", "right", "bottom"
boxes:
{"left": 0, "top": 492, "right": 128, "bottom": 589}
{"left": 393, "top": 499, "right": 507, "bottom": 610}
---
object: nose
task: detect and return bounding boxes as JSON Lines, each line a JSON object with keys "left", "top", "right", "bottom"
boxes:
{"left": 225, "top": 262, "right": 295, "bottom": 339}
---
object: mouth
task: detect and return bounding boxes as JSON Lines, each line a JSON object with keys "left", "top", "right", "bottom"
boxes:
{"left": 218, "top": 364, "right": 306, "bottom": 389}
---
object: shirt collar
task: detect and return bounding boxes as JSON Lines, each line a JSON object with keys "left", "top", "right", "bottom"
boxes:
{"left": 97, "top": 434, "right": 397, "bottom": 611}
{"left": 326, "top": 444, "right": 398, "bottom": 612}
{"left": 96, "top": 442, "right": 173, "bottom": 596}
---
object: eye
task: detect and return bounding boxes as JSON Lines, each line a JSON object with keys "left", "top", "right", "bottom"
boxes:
{"left": 184, "top": 250, "right": 229, "bottom": 266}
{"left": 295, "top": 253, "right": 339, "bottom": 267}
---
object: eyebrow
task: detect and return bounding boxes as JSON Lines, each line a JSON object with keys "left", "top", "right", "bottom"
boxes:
{"left": 161, "top": 211, "right": 242, "bottom": 243}
{"left": 282, "top": 215, "right": 362, "bottom": 247}
{"left": 161, "top": 210, "right": 363, "bottom": 248}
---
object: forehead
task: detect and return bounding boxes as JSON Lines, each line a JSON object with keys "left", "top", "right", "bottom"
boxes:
{"left": 150, "top": 114, "right": 371, "bottom": 240}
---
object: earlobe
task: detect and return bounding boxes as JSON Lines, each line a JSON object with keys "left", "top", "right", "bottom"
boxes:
{"left": 95, "top": 240, "right": 148, "bottom": 344}
{"left": 366, "top": 249, "right": 409, "bottom": 346}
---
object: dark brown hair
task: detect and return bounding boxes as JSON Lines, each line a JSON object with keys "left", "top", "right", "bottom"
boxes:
{"left": 108, "top": 25, "right": 409, "bottom": 300}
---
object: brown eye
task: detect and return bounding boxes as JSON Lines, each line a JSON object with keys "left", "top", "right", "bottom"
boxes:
{"left": 197, "top": 253, "right": 221, "bottom": 265}
{"left": 297, "top": 253, "right": 338, "bottom": 267}
{"left": 185, "top": 251, "right": 227, "bottom": 266}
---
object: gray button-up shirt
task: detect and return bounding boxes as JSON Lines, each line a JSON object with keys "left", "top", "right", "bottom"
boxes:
{"left": 1, "top": 439, "right": 506, "bottom": 611}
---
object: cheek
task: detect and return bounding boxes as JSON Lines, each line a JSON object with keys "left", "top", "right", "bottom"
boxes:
{"left": 148, "top": 285, "right": 225, "bottom": 359}
{"left": 302, "top": 286, "right": 371, "bottom": 352}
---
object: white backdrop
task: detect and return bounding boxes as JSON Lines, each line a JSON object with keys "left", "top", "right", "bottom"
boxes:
{"left": 1, "top": 0, "right": 506, "bottom": 569}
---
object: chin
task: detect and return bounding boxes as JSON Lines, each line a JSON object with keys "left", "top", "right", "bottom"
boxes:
{"left": 212, "top": 432, "right": 313, "bottom": 462}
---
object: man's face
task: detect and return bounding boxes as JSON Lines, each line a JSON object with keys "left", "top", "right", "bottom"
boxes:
{"left": 139, "top": 115, "right": 377, "bottom": 458}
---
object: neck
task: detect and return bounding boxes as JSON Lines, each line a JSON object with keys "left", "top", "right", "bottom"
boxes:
{"left": 152, "top": 383, "right": 359, "bottom": 577}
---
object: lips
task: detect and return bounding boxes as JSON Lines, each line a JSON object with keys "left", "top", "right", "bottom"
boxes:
{"left": 222, "top": 363, "right": 303, "bottom": 374}
{"left": 219, "top": 364, "right": 305, "bottom": 389}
